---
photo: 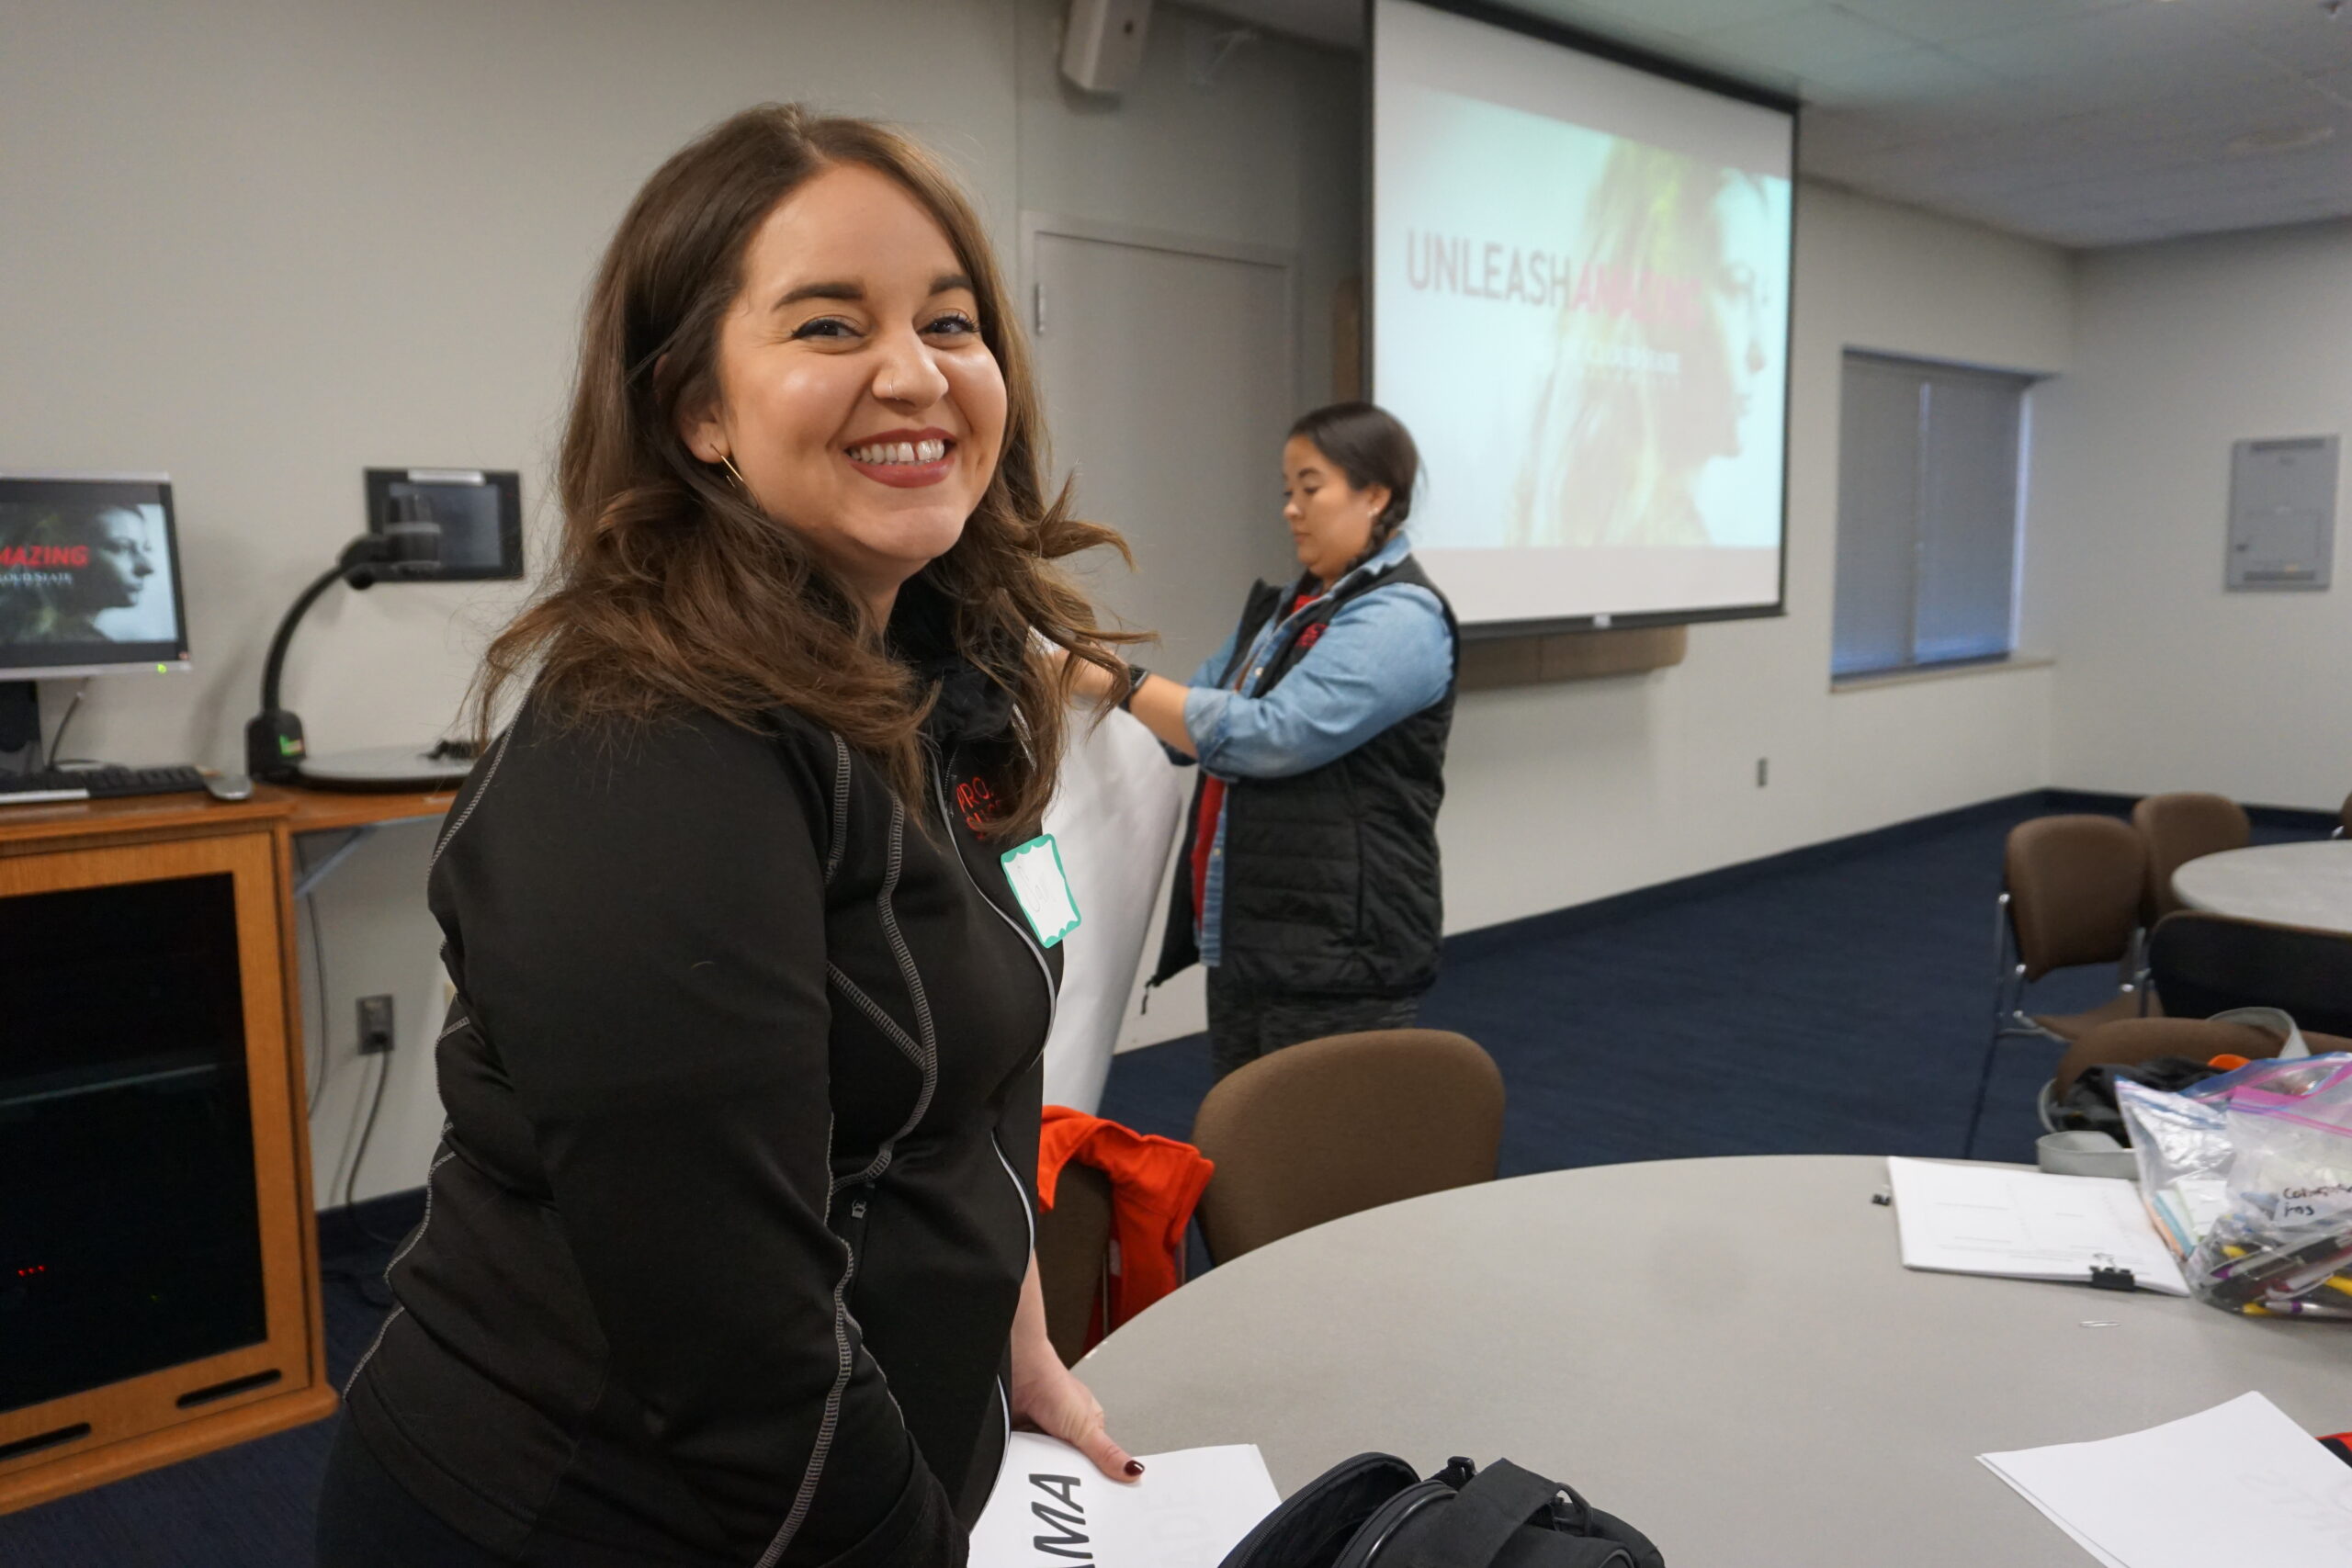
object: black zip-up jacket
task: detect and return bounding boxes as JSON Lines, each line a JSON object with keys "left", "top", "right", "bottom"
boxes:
{"left": 345, "top": 605, "right": 1058, "bottom": 1567}
{"left": 1151, "top": 553, "right": 1458, "bottom": 998}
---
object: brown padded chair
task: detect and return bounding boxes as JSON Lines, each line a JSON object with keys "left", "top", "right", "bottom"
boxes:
{"left": 2050, "top": 1017, "right": 2283, "bottom": 1102}
{"left": 2132, "top": 792, "right": 2250, "bottom": 921}
{"left": 1997, "top": 815, "right": 2150, "bottom": 1041}
{"left": 1971, "top": 815, "right": 2152, "bottom": 1155}
{"left": 1190, "top": 1029, "right": 1503, "bottom": 1264}
{"left": 1035, "top": 1161, "right": 1114, "bottom": 1366}
{"left": 2146, "top": 910, "right": 2352, "bottom": 1040}
{"left": 2045, "top": 1015, "right": 2352, "bottom": 1122}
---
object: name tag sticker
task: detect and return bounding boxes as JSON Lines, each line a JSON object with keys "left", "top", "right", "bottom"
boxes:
{"left": 1000, "top": 834, "right": 1081, "bottom": 948}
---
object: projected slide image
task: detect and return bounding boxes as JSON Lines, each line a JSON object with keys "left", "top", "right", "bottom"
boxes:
{"left": 0, "top": 500, "right": 179, "bottom": 649}
{"left": 1373, "top": 0, "right": 1793, "bottom": 626}
{"left": 1386, "top": 84, "right": 1789, "bottom": 555}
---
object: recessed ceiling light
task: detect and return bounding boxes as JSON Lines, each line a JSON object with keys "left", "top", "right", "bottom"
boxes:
{"left": 2226, "top": 124, "right": 2337, "bottom": 156}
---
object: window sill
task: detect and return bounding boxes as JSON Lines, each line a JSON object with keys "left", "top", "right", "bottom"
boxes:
{"left": 1830, "top": 652, "right": 2053, "bottom": 694}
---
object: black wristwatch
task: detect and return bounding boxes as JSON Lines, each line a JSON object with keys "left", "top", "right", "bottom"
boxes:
{"left": 1119, "top": 664, "right": 1148, "bottom": 712}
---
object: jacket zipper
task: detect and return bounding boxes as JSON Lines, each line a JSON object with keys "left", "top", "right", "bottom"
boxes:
{"left": 928, "top": 752, "right": 1055, "bottom": 1504}
{"left": 845, "top": 1184, "right": 876, "bottom": 1282}
{"left": 929, "top": 758, "right": 1057, "bottom": 1045}
{"left": 928, "top": 756, "right": 1054, "bottom": 1258}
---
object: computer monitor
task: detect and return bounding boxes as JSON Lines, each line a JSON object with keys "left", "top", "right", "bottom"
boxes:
{"left": 0, "top": 471, "right": 191, "bottom": 681}
{"left": 362, "top": 468, "right": 522, "bottom": 581}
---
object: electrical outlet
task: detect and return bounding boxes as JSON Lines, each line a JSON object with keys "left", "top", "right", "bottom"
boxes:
{"left": 357, "top": 995, "right": 396, "bottom": 1055}
{"left": 1756, "top": 757, "right": 1770, "bottom": 788}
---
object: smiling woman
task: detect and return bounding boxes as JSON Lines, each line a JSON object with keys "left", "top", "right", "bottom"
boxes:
{"left": 317, "top": 106, "right": 1145, "bottom": 1568}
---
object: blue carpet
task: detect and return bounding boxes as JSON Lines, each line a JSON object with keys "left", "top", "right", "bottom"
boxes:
{"left": 3, "top": 794, "right": 2319, "bottom": 1564}
{"left": 1099, "top": 798, "right": 2313, "bottom": 1174}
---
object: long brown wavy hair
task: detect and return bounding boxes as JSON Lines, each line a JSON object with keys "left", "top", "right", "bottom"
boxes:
{"left": 472, "top": 104, "right": 1132, "bottom": 837}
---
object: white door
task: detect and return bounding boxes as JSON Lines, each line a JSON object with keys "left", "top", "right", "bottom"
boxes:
{"left": 1024, "top": 218, "right": 1301, "bottom": 1050}
{"left": 1027, "top": 220, "right": 1299, "bottom": 679}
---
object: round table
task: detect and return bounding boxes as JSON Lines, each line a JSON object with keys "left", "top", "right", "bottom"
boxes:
{"left": 1077, "top": 1156, "right": 2352, "bottom": 1568}
{"left": 2172, "top": 840, "right": 2352, "bottom": 934}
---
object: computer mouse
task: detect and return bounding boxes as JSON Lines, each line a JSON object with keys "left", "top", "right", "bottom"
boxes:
{"left": 204, "top": 772, "right": 255, "bottom": 802}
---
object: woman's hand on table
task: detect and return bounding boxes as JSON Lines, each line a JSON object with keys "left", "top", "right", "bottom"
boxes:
{"left": 1009, "top": 1337, "right": 1141, "bottom": 1482}
{"left": 1009, "top": 1252, "right": 1141, "bottom": 1481}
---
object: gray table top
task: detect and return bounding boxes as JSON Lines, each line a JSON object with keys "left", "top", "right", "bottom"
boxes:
{"left": 2172, "top": 840, "right": 2352, "bottom": 935}
{"left": 1077, "top": 1155, "right": 2352, "bottom": 1568}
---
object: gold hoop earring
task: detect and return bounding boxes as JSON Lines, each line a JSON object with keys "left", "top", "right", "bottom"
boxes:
{"left": 718, "top": 452, "right": 749, "bottom": 491}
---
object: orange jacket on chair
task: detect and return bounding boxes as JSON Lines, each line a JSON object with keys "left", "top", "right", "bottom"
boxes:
{"left": 1037, "top": 1106, "right": 1216, "bottom": 1349}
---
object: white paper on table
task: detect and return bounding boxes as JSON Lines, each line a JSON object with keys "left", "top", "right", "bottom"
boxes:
{"left": 971, "top": 1433, "right": 1281, "bottom": 1568}
{"left": 1980, "top": 1392, "right": 2352, "bottom": 1567}
{"left": 1885, "top": 1156, "right": 2188, "bottom": 1295}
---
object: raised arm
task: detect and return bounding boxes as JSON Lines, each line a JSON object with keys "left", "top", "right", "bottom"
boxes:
{"left": 1181, "top": 584, "right": 1451, "bottom": 779}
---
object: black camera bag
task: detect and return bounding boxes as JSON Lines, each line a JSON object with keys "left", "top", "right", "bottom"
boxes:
{"left": 1216, "top": 1452, "right": 1663, "bottom": 1568}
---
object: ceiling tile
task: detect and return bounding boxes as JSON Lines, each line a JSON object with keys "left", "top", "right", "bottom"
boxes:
{"left": 1827, "top": 0, "right": 2139, "bottom": 48}
{"left": 2196, "top": 0, "right": 2352, "bottom": 73}
{"left": 1534, "top": 0, "right": 1810, "bottom": 43}
{"left": 1700, "top": 4, "right": 1923, "bottom": 73}
{"left": 1316, "top": 0, "right": 2352, "bottom": 249}
{"left": 1794, "top": 40, "right": 2005, "bottom": 106}
{"left": 1945, "top": 5, "right": 2286, "bottom": 95}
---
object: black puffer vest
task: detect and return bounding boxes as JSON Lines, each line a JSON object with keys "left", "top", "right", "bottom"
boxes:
{"left": 1151, "top": 553, "right": 1458, "bottom": 999}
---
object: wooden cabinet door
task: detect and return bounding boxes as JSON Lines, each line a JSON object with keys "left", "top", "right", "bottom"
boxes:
{"left": 0, "top": 825, "right": 329, "bottom": 1507}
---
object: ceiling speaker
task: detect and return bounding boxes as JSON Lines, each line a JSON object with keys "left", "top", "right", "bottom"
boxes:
{"left": 1061, "top": 0, "right": 1153, "bottom": 96}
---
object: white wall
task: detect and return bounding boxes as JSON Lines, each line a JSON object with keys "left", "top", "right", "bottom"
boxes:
{"left": 1, "top": 0, "right": 1363, "bottom": 1200}
{"left": 2030, "top": 220, "right": 2352, "bottom": 813}
{"left": 1015, "top": 2, "right": 1360, "bottom": 425}
{"left": 1432, "top": 184, "right": 2072, "bottom": 936}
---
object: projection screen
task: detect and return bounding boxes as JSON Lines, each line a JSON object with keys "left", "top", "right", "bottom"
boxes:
{"left": 1371, "top": 0, "right": 1796, "bottom": 632}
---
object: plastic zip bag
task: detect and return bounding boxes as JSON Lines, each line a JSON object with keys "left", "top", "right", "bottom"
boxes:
{"left": 2122, "top": 1053, "right": 2352, "bottom": 1319}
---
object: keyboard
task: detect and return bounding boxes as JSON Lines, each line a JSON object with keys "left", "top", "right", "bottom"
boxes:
{"left": 0, "top": 765, "right": 211, "bottom": 805}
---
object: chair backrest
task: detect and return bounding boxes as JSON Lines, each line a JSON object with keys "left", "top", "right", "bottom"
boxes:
{"left": 2004, "top": 815, "right": 2145, "bottom": 978}
{"left": 2146, "top": 911, "right": 2352, "bottom": 1039}
{"left": 1190, "top": 1029, "right": 1504, "bottom": 1264}
{"left": 2132, "top": 792, "right": 2250, "bottom": 921}
{"left": 2050, "top": 1017, "right": 2284, "bottom": 1099}
{"left": 1035, "top": 1161, "right": 1114, "bottom": 1366}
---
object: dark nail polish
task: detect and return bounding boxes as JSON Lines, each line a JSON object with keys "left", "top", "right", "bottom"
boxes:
{"left": 1124, "top": 1461, "right": 1145, "bottom": 1477}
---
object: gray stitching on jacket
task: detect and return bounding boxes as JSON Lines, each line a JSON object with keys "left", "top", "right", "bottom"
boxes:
{"left": 828, "top": 800, "right": 939, "bottom": 1193}
{"left": 761, "top": 799, "right": 938, "bottom": 1559}
{"left": 754, "top": 1269, "right": 854, "bottom": 1568}
{"left": 430, "top": 727, "right": 514, "bottom": 870}
{"left": 822, "top": 734, "right": 851, "bottom": 886}
{"left": 824, "top": 967, "right": 922, "bottom": 1070}
{"left": 344, "top": 1132, "right": 458, "bottom": 1395}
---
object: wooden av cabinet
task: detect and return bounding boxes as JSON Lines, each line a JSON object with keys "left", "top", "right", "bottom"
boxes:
{"left": 0, "top": 792, "right": 336, "bottom": 1512}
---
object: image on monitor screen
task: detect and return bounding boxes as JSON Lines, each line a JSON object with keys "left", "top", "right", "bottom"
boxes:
{"left": 0, "top": 473, "right": 190, "bottom": 676}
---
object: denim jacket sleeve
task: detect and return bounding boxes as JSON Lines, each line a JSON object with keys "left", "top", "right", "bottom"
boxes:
{"left": 1157, "top": 622, "right": 1248, "bottom": 766}
{"left": 1182, "top": 582, "right": 1452, "bottom": 780}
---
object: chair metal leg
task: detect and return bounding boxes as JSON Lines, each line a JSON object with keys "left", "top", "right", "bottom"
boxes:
{"left": 1962, "top": 1030, "right": 2004, "bottom": 1159}
{"left": 1973, "top": 893, "right": 2062, "bottom": 1157}
{"left": 1971, "top": 894, "right": 2019, "bottom": 1158}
